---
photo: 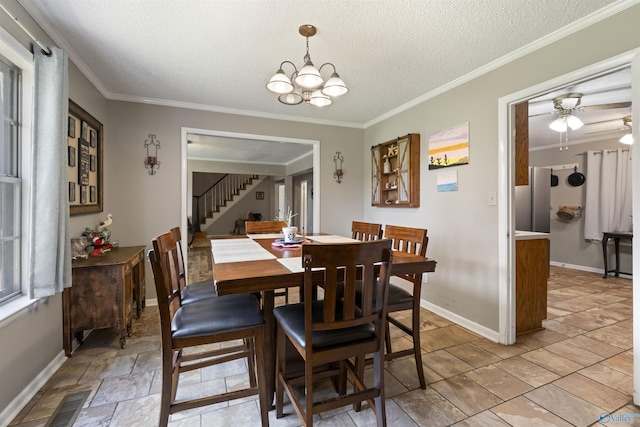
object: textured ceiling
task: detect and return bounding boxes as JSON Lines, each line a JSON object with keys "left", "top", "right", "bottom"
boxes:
{"left": 18, "top": 0, "right": 633, "bottom": 162}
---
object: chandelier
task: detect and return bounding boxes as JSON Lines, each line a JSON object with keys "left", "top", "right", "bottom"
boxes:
{"left": 266, "top": 25, "right": 348, "bottom": 107}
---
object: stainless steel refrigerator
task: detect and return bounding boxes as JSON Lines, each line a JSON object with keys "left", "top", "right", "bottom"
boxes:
{"left": 515, "top": 167, "right": 551, "bottom": 233}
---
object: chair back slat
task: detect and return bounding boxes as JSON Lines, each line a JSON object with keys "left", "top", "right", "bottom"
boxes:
{"left": 303, "top": 240, "right": 393, "bottom": 340}
{"left": 170, "top": 227, "right": 187, "bottom": 288}
{"left": 384, "top": 224, "right": 428, "bottom": 282}
{"left": 152, "top": 232, "right": 183, "bottom": 305}
{"left": 245, "top": 220, "right": 288, "bottom": 234}
{"left": 351, "top": 221, "right": 383, "bottom": 241}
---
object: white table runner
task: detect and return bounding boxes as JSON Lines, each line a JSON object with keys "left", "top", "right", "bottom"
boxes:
{"left": 247, "top": 233, "right": 283, "bottom": 239}
{"left": 210, "top": 238, "right": 276, "bottom": 264}
{"left": 308, "top": 235, "right": 360, "bottom": 243}
{"left": 277, "top": 257, "right": 304, "bottom": 273}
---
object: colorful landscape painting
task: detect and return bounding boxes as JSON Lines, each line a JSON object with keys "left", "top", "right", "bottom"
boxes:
{"left": 437, "top": 169, "right": 458, "bottom": 192}
{"left": 428, "top": 122, "right": 469, "bottom": 169}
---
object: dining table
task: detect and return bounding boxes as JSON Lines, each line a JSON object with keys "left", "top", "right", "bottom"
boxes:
{"left": 210, "top": 233, "right": 437, "bottom": 405}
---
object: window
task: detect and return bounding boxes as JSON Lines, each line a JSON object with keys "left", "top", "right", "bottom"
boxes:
{"left": 0, "top": 54, "right": 20, "bottom": 304}
{"left": 0, "top": 27, "right": 33, "bottom": 313}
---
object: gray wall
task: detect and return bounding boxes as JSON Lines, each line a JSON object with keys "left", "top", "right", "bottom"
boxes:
{"left": 363, "top": 5, "right": 640, "bottom": 332}
{"left": 530, "top": 137, "right": 632, "bottom": 273}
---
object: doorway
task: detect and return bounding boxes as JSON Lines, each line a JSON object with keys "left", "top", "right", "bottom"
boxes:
{"left": 498, "top": 49, "right": 639, "bottom": 402}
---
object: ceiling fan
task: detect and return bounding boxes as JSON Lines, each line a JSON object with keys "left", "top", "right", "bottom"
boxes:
{"left": 584, "top": 115, "right": 634, "bottom": 144}
{"left": 532, "top": 92, "right": 632, "bottom": 132}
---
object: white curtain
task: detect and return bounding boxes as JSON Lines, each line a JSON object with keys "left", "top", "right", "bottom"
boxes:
{"left": 584, "top": 149, "right": 633, "bottom": 241}
{"left": 29, "top": 45, "right": 71, "bottom": 298}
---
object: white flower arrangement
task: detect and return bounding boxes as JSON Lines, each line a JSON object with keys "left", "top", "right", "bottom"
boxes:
{"left": 276, "top": 207, "right": 298, "bottom": 227}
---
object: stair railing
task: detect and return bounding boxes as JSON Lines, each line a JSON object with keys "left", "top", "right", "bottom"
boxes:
{"left": 192, "top": 174, "right": 258, "bottom": 231}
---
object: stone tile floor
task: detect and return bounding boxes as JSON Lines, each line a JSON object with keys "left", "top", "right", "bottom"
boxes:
{"left": 9, "top": 265, "right": 637, "bottom": 426}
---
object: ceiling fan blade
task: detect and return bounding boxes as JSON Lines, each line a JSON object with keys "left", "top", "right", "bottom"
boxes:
{"left": 580, "top": 102, "right": 632, "bottom": 111}
{"left": 584, "top": 127, "right": 627, "bottom": 135}
{"left": 528, "top": 111, "right": 557, "bottom": 118}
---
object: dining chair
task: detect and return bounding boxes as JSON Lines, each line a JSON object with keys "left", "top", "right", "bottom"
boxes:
{"left": 382, "top": 224, "right": 429, "bottom": 389}
{"left": 167, "top": 227, "right": 218, "bottom": 304}
{"left": 245, "top": 219, "right": 290, "bottom": 302}
{"left": 149, "top": 237, "right": 269, "bottom": 427}
{"left": 245, "top": 219, "right": 288, "bottom": 234}
{"left": 274, "top": 239, "right": 394, "bottom": 427}
{"left": 351, "top": 221, "right": 383, "bottom": 241}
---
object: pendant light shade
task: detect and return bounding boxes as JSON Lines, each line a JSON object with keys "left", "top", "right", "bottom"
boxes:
{"left": 619, "top": 133, "right": 634, "bottom": 145}
{"left": 267, "top": 25, "right": 348, "bottom": 107}
{"left": 266, "top": 69, "right": 294, "bottom": 94}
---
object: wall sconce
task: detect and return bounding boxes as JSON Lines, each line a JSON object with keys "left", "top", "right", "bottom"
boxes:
{"left": 333, "top": 151, "right": 344, "bottom": 183}
{"left": 144, "top": 134, "right": 161, "bottom": 175}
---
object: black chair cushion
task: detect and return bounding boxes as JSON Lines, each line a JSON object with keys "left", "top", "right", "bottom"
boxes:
{"left": 181, "top": 279, "right": 218, "bottom": 305}
{"left": 352, "top": 281, "right": 413, "bottom": 306}
{"left": 274, "top": 300, "right": 375, "bottom": 349}
{"left": 172, "top": 293, "right": 264, "bottom": 339}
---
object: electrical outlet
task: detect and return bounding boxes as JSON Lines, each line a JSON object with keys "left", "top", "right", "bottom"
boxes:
{"left": 488, "top": 191, "right": 497, "bottom": 205}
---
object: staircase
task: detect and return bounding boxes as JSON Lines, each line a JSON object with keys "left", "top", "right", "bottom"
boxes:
{"left": 193, "top": 174, "right": 263, "bottom": 232}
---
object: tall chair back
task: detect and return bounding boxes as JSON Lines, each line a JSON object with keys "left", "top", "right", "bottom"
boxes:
{"left": 351, "top": 221, "right": 383, "bottom": 241}
{"left": 382, "top": 224, "right": 429, "bottom": 389}
{"left": 245, "top": 220, "right": 288, "bottom": 234}
{"left": 150, "top": 233, "right": 269, "bottom": 427}
{"left": 274, "top": 239, "right": 393, "bottom": 426}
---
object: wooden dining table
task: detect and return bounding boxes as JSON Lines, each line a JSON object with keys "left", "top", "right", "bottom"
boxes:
{"left": 210, "top": 233, "right": 437, "bottom": 405}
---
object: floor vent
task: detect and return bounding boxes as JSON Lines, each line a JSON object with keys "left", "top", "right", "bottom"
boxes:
{"left": 44, "top": 390, "right": 90, "bottom": 427}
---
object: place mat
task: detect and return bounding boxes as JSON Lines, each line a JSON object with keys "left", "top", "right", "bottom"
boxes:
{"left": 308, "top": 235, "right": 361, "bottom": 243}
{"left": 277, "top": 257, "right": 304, "bottom": 273}
{"left": 247, "top": 233, "right": 283, "bottom": 239}
{"left": 210, "top": 238, "right": 276, "bottom": 263}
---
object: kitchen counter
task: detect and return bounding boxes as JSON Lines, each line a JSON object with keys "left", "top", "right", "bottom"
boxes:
{"left": 515, "top": 230, "right": 550, "bottom": 241}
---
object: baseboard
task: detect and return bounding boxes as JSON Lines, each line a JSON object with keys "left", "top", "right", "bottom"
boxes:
{"left": 550, "top": 261, "right": 632, "bottom": 280}
{"left": 420, "top": 299, "right": 501, "bottom": 343}
{"left": 0, "top": 350, "right": 67, "bottom": 427}
{"left": 146, "top": 298, "right": 157, "bottom": 307}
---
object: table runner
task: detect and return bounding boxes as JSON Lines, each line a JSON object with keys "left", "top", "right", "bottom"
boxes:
{"left": 210, "top": 238, "right": 276, "bottom": 263}
{"left": 247, "top": 233, "right": 283, "bottom": 239}
{"left": 308, "top": 235, "right": 360, "bottom": 243}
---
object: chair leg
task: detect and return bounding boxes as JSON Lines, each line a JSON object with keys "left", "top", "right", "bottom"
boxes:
{"left": 159, "top": 349, "right": 174, "bottom": 427}
{"left": 305, "top": 360, "right": 314, "bottom": 427}
{"left": 353, "top": 355, "right": 364, "bottom": 411}
{"left": 373, "top": 348, "right": 387, "bottom": 427}
{"left": 253, "top": 327, "right": 270, "bottom": 427}
{"left": 412, "top": 308, "right": 426, "bottom": 389}
{"left": 275, "top": 324, "right": 286, "bottom": 419}
{"left": 246, "top": 338, "right": 257, "bottom": 388}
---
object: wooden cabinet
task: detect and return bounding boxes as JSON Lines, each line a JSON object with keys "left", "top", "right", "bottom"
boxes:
{"left": 64, "top": 246, "right": 146, "bottom": 356}
{"left": 371, "top": 134, "right": 420, "bottom": 207}
{"left": 515, "top": 237, "right": 548, "bottom": 334}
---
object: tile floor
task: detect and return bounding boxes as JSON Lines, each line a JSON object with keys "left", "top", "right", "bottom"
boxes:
{"left": 9, "top": 259, "right": 638, "bottom": 426}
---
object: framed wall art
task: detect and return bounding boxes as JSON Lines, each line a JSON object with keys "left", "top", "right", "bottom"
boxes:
{"left": 256, "top": 191, "right": 265, "bottom": 200}
{"left": 68, "top": 99, "right": 103, "bottom": 215}
{"left": 428, "top": 122, "right": 469, "bottom": 170}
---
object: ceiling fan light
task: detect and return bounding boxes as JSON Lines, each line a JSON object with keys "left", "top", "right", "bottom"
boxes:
{"left": 620, "top": 133, "right": 634, "bottom": 145}
{"left": 566, "top": 115, "right": 584, "bottom": 130}
{"left": 266, "top": 69, "right": 294, "bottom": 94}
{"left": 560, "top": 97, "right": 580, "bottom": 109}
{"left": 295, "top": 60, "right": 323, "bottom": 89}
{"left": 278, "top": 92, "right": 304, "bottom": 105}
{"left": 549, "top": 118, "right": 568, "bottom": 132}
{"left": 309, "top": 89, "right": 332, "bottom": 107}
{"left": 322, "top": 73, "right": 348, "bottom": 97}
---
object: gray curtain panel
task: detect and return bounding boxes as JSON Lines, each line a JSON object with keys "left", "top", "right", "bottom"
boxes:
{"left": 29, "top": 45, "right": 71, "bottom": 298}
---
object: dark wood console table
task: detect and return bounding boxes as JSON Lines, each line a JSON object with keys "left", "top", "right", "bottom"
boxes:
{"left": 602, "top": 232, "right": 633, "bottom": 278}
{"left": 64, "top": 246, "right": 146, "bottom": 356}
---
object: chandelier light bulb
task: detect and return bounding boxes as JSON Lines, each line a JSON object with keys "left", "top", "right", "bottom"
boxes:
{"left": 309, "top": 89, "right": 332, "bottom": 107}
{"left": 295, "top": 60, "right": 323, "bottom": 89}
{"left": 322, "top": 72, "right": 348, "bottom": 97}
{"left": 278, "top": 92, "right": 303, "bottom": 105}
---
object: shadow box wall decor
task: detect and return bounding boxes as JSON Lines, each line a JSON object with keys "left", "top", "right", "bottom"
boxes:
{"left": 68, "top": 99, "right": 103, "bottom": 215}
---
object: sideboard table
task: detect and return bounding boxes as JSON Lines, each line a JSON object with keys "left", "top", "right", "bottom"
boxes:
{"left": 602, "top": 232, "right": 633, "bottom": 278}
{"left": 64, "top": 246, "right": 146, "bottom": 356}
